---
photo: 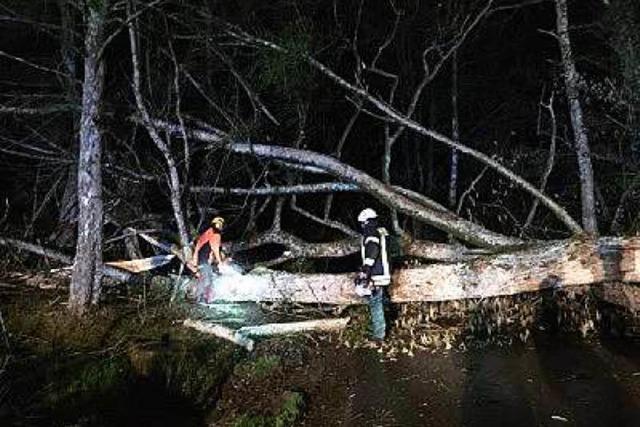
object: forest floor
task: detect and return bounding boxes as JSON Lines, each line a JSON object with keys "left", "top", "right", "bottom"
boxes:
{"left": 1, "top": 271, "right": 640, "bottom": 426}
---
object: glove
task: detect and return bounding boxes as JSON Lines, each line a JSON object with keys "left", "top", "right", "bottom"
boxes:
{"left": 355, "top": 283, "right": 372, "bottom": 297}
{"left": 354, "top": 271, "right": 372, "bottom": 297}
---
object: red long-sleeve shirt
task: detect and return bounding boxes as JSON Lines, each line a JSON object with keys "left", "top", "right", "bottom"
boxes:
{"left": 193, "top": 228, "right": 221, "bottom": 265}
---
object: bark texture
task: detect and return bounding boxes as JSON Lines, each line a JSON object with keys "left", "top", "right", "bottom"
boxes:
{"left": 208, "top": 238, "right": 640, "bottom": 306}
{"left": 555, "top": 0, "right": 598, "bottom": 234}
{"left": 69, "top": 1, "right": 107, "bottom": 314}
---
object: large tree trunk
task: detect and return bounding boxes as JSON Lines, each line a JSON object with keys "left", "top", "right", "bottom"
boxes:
{"left": 206, "top": 237, "right": 640, "bottom": 306}
{"left": 554, "top": 0, "right": 598, "bottom": 234}
{"left": 69, "top": 1, "right": 107, "bottom": 314}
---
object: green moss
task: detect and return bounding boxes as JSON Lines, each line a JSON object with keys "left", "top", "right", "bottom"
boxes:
{"left": 43, "top": 356, "right": 131, "bottom": 409}
{"left": 232, "top": 391, "right": 305, "bottom": 427}
{"left": 274, "top": 391, "right": 304, "bottom": 427}
{"left": 234, "top": 355, "right": 281, "bottom": 379}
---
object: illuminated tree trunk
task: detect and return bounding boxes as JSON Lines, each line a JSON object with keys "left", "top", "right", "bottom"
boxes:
{"left": 449, "top": 51, "right": 459, "bottom": 211}
{"left": 69, "top": 0, "right": 107, "bottom": 314}
{"left": 554, "top": 0, "right": 598, "bottom": 234}
{"left": 206, "top": 238, "right": 640, "bottom": 308}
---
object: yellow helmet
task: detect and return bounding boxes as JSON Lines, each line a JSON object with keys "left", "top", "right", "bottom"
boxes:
{"left": 211, "top": 216, "right": 225, "bottom": 229}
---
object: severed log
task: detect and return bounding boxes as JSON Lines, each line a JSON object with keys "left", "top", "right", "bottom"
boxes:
{"left": 182, "top": 318, "right": 350, "bottom": 350}
{"left": 128, "top": 229, "right": 198, "bottom": 273}
{"left": 183, "top": 319, "right": 255, "bottom": 351}
{"left": 207, "top": 237, "right": 640, "bottom": 307}
{"left": 0, "top": 236, "right": 131, "bottom": 282}
{"left": 105, "top": 254, "right": 175, "bottom": 273}
{"left": 237, "top": 317, "right": 350, "bottom": 337}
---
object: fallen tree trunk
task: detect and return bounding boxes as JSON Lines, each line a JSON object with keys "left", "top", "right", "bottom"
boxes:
{"left": 227, "top": 231, "right": 483, "bottom": 263}
{"left": 208, "top": 237, "right": 640, "bottom": 306}
{"left": 182, "top": 318, "right": 350, "bottom": 350}
{"left": 183, "top": 319, "right": 255, "bottom": 350}
{"left": 105, "top": 254, "right": 175, "bottom": 273}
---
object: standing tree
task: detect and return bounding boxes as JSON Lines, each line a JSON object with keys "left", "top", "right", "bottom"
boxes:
{"left": 69, "top": 0, "right": 108, "bottom": 314}
{"left": 554, "top": 0, "right": 598, "bottom": 234}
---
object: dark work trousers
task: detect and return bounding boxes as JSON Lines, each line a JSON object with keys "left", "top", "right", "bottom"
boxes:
{"left": 196, "top": 262, "right": 215, "bottom": 302}
{"left": 368, "top": 286, "right": 387, "bottom": 340}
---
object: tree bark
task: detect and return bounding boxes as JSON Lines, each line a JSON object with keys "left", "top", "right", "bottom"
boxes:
{"left": 69, "top": 0, "right": 107, "bottom": 314}
{"left": 237, "top": 318, "right": 350, "bottom": 337}
{"left": 190, "top": 182, "right": 359, "bottom": 196}
{"left": 449, "top": 51, "right": 460, "bottom": 211}
{"left": 554, "top": 0, "right": 598, "bottom": 234}
{"left": 208, "top": 237, "right": 640, "bottom": 306}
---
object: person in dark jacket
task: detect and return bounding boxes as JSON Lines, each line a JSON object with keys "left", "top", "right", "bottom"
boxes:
{"left": 355, "top": 208, "right": 390, "bottom": 340}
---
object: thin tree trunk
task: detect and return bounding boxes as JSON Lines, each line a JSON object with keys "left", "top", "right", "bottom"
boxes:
{"left": 127, "top": 3, "right": 191, "bottom": 257}
{"left": 523, "top": 92, "right": 557, "bottom": 234}
{"left": 69, "top": 0, "right": 107, "bottom": 313}
{"left": 449, "top": 51, "right": 459, "bottom": 211}
{"left": 554, "top": 0, "right": 598, "bottom": 234}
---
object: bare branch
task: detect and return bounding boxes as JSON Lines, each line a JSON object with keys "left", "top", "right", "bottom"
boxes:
{"left": 127, "top": 2, "right": 190, "bottom": 253}
{"left": 155, "top": 120, "right": 524, "bottom": 248}
{"left": 190, "top": 182, "right": 359, "bottom": 196}
{"left": 0, "top": 49, "right": 75, "bottom": 80}
{"left": 0, "top": 104, "right": 79, "bottom": 115}
{"left": 523, "top": 92, "right": 558, "bottom": 233}
{"left": 290, "top": 195, "right": 359, "bottom": 237}
{"left": 223, "top": 27, "right": 582, "bottom": 235}
{"left": 0, "top": 236, "right": 131, "bottom": 282}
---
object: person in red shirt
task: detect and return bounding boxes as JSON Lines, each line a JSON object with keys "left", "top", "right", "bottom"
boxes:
{"left": 191, "top": 216, "right": 225, "bottom": 302}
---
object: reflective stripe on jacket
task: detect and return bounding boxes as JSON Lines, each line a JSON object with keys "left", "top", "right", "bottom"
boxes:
{"left": 360, "top": 227, "right": 391, "bottom": 286}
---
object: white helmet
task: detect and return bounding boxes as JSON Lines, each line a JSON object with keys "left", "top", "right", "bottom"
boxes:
{"left": 357, "top": 208, "right": 378, "bottom": 223}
